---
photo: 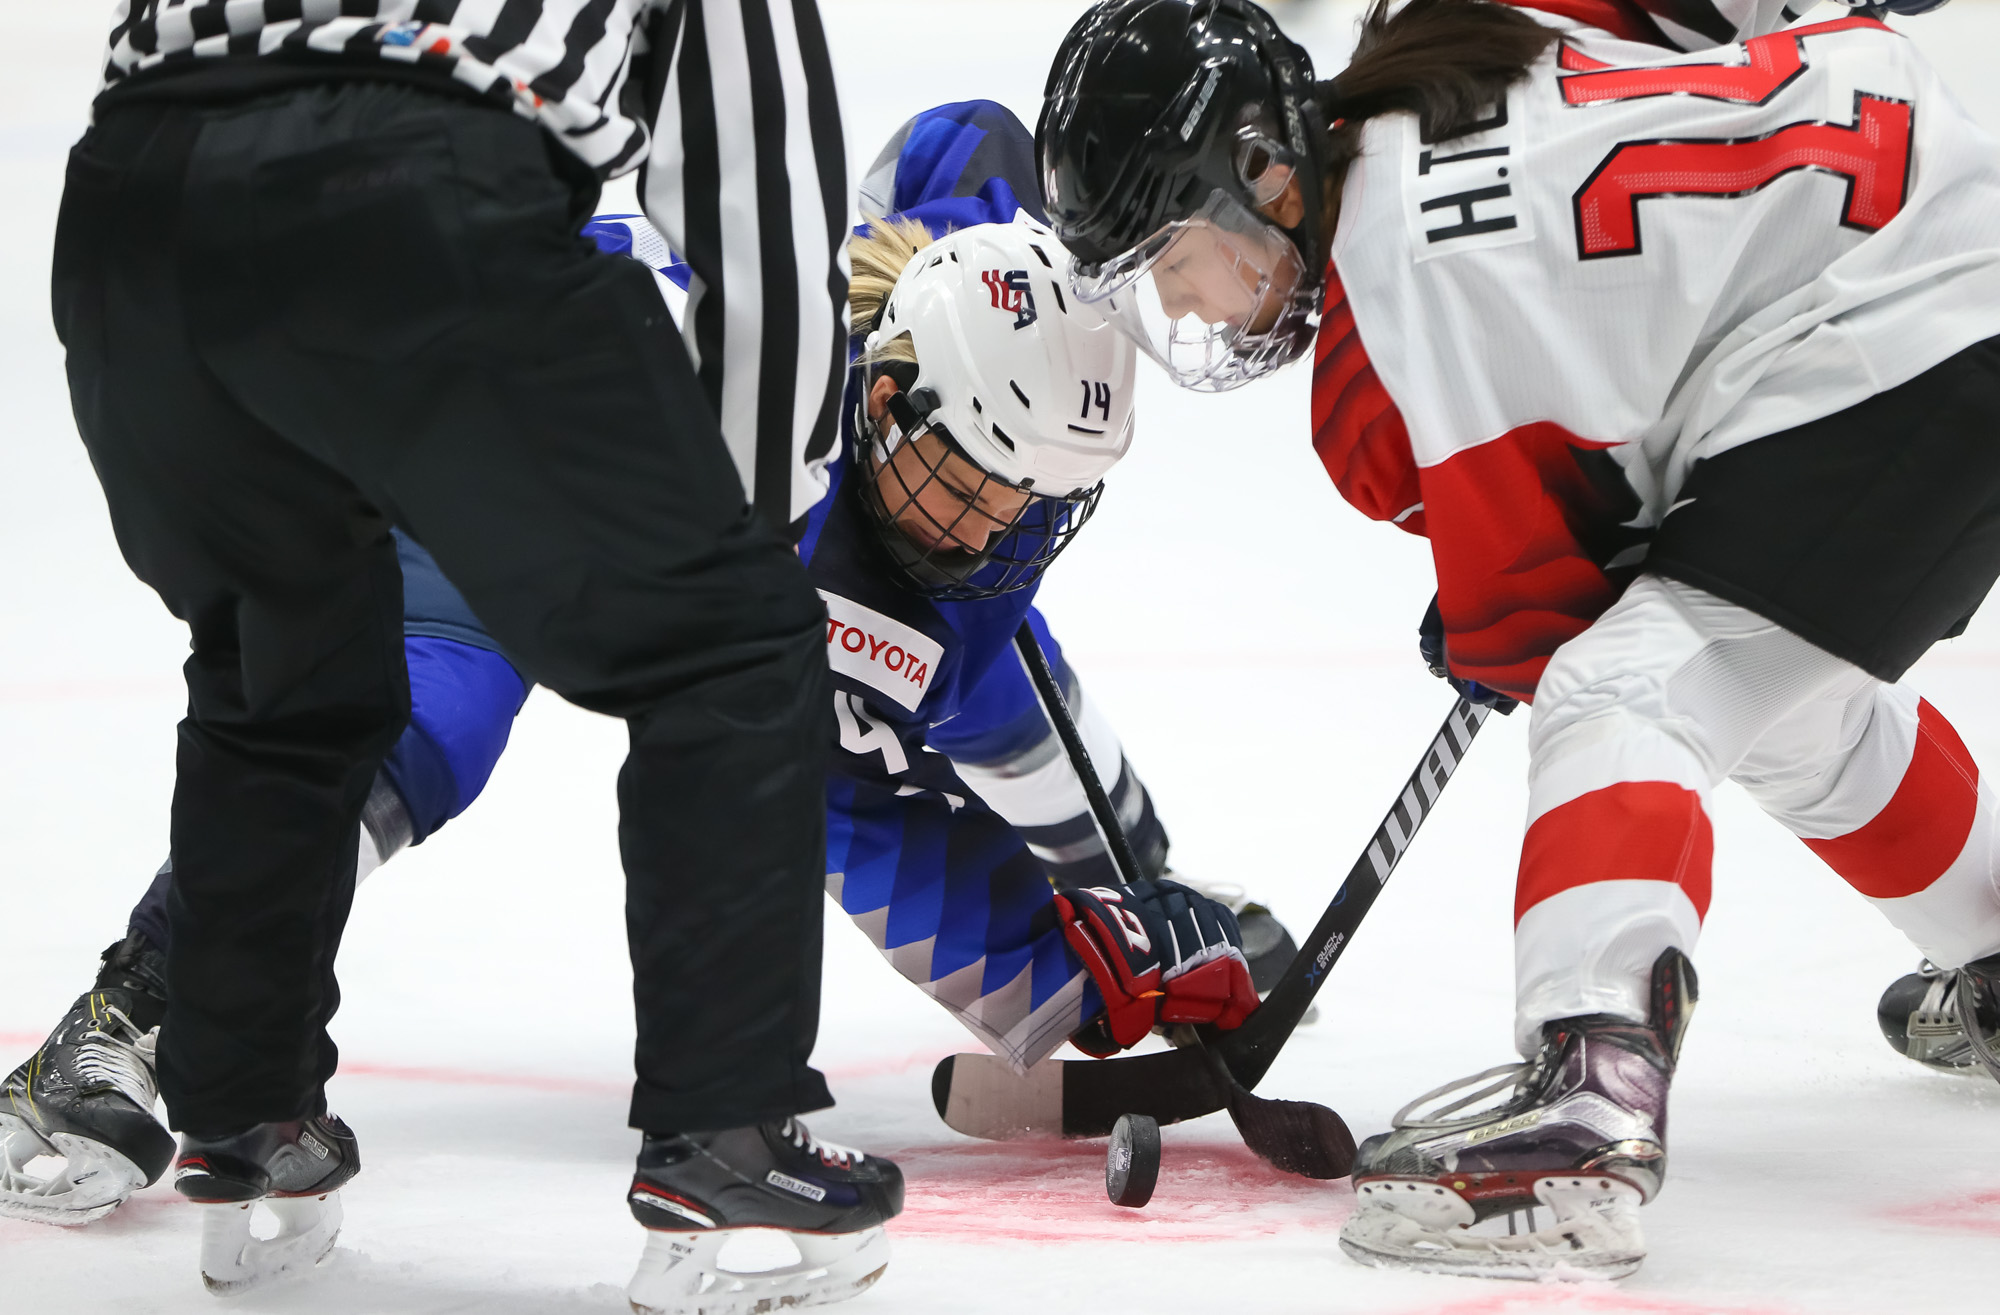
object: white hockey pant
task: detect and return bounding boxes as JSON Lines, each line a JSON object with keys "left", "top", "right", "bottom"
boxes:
{"left": 1514, "top": 574, "right": 2000, "bottom": 1055}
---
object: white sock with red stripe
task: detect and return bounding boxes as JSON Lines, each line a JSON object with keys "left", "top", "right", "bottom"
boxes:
{"left": 1508, "top": 574, "right": 2000, "bottom": 1055}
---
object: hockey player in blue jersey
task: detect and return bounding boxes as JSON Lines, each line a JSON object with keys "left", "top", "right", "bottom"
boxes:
{"left": 1, "top": 104, "right": 1284, "bottom": 1260}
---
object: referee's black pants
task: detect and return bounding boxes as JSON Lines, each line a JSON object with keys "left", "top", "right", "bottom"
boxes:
{"left": 52, "top": 79, "right": 835, "bottom": 1136}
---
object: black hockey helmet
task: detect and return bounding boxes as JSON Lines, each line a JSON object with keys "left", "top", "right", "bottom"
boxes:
{"left": 1036, "top": 0, "right": 1331, "bottom": 390}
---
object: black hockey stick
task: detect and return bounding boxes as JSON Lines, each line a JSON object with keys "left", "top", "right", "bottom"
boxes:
{"left": 997, "top": 622, "right": 1366, "bottom": 1178}
{"left": 933, "top": 686, "right": 1490, "bottom": 1159}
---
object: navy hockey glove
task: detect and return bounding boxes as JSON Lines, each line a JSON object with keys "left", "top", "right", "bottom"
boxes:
{"left": 1419, "top": 595, "right": 1518, "bottom": 714}
{"left": 1055, "top": 879, "right": 1259, "bottom": 1055}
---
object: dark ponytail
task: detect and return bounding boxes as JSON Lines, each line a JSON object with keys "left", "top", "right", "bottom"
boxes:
{"left": 1319, "top": 0, "right": 1557, "bottom": 182}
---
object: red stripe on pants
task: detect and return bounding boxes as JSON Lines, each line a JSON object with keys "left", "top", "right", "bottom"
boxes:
{"left": 1803, "top": 699, "right": 1978, "bottom": 899}
{"left": 1516, "top": 782, "right": 1715, "bottom": 924}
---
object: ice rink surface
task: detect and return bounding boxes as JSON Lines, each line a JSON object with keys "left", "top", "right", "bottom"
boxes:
{"left": 4, "top": 2, "right": 1999, "bottom": 1311}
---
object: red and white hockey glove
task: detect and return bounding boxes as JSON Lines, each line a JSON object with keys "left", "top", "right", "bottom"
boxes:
{"left": 1056, "top": 878, "right": 1259, "bottom": 1056}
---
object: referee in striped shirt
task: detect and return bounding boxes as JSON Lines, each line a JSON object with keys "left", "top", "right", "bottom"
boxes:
{"left": 51, "top": 0, "right": 895, "bottom": 1275}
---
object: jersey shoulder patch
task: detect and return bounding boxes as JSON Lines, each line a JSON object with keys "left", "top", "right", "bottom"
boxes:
{"left": 820, "top": 590, "right": 943, "bottom": 712}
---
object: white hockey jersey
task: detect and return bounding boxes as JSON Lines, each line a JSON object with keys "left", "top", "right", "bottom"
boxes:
{"left": 1508, "top": 0, "right": 1794, "bottom": 55}
{"left": 1316, "top": 14, "right": 2000, "bottom": 699}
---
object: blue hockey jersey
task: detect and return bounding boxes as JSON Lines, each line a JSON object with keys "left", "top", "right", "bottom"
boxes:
{"left": 505, "top": 103, "right": 1175, "bottom": 1069}
{"left": 784, "top": 102, "right": 1165, "bottom": 1068}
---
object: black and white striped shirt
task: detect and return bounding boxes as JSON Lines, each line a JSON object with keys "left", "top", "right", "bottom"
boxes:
{"left": 102, "top": 0, "right": 848, "bottom": 529}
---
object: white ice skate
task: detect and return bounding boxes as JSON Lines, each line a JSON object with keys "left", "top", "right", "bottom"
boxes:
{"left": 1342, "top": 1173, "right": 1647, "bottom": 1281}
{"left": 196, "top": 1192, "right": 345, "bottom": 1295}
{"left": 0, "top": 1118, "right": 156, "bottom": 1226}
{"left": 626, "top": 1225, "right": 891, "bottom": 1315}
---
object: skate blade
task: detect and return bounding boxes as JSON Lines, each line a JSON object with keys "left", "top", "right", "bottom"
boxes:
{"left": 199, "top": 1193, "right": 344, "bottom": 1296}
{"left": 0, "top": 1119, "right": 148, "bottom": 1227}
{"left": 627, "top": 1225, "right": 890, "bottom": 1315}
{"left": 1340, "top": 1175, "right": 1646, "bottom": 1282}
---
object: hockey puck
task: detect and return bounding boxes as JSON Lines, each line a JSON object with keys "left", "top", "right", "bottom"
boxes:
{"left": 1105, "top": 1113, "right": 1161, "bottom": 1208}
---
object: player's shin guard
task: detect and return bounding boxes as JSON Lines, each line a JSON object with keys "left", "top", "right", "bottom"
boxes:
{"left": 1341, "top": 950, "right": 1696, "bottom": 1281}
{"left": 1748, "top": 690, "right": 2000, "bottom": 1079}
{"left": 1780, "top": 695, "right": 2000, "bottom": 967}
{"left": 1511, "top": 779, "right": 1711, "bottom": 1055}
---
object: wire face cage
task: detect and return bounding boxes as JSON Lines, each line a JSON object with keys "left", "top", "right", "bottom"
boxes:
{"left": 851, "top": 397, "right": 1102, "bottom": 602}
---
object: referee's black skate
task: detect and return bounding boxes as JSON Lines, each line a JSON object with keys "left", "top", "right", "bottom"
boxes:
{"left": 0, "top": 931, "right": 174, "bottom": 1225}
{"left": 626, "top": 1118, "right": 903, "bottom": 1315}
{"left": 1340, "top": 949, "right": 1696, "bottom": 1281}
{"left": 1878, "top": 953, "right": 2000, "bottom": 1082}
{"left": 173, "top": 1114, "right": 359, "bottom": 1295}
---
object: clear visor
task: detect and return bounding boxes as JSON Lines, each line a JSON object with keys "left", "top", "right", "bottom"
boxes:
{"left": 1069, "top": 188, "right": 1310, "bottom": 392}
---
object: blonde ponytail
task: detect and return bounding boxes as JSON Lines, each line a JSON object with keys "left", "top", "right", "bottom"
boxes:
{"left": 848, "top": 215, "right": 936, "bottom": 369}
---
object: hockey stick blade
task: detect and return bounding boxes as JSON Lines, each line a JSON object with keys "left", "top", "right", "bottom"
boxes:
{"left": 933, "top": 697, "right": 1488, "bottom": 1143}
{"left": 928, "top": 1041, "right": 1358, "bottom": 1165}
{"left": 1202, "top": 1047, "right": 1357, "bottom": 1179}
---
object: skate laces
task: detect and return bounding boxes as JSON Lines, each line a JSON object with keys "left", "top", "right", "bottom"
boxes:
{"left": 782, "top": 1118, "right": 864, "bottom": 1169}
{"left": 1908, "top": 962, "right": 2000, "bottom": 1077}
{"left": 1390, "top": 1061, "right": 1538, "bottom": 1133}
{"left": 1954, "top": 967, "right": 2000, "bottom": 1084}
{"left": 72, "top": 1005, "right": 159, "bottom": 1111}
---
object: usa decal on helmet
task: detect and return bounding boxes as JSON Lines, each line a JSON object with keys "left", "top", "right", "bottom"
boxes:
{"left": 980, "top": 269, "right": 1037, "bottom": 330}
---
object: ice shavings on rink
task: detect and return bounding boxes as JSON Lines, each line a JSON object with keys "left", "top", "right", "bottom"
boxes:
{"left": 2, "top": 1, "right": 1997, "bottom": 1313}
{"left": 888, "top": 1137, "right": 1350, "bottom": 1243}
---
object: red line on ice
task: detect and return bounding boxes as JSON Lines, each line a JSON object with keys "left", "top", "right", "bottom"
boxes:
{"left": 336, "top": 1060, "right": 626, "bottom": 1095}
{"left": 1387, "top": 1292, "right": 1803, "bottom": 1314}
{"left": 0, "top": 1030, "right": 955, "bottom": 1096}
{"left": 0, "top": 678, "right": 182, "bottom": 703}
{"left": 1886, "top": 1188, "right": 2000, "bottom": 1237}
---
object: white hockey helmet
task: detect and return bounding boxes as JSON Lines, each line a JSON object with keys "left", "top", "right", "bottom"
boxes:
{"left": 856, "top": 212, "right": 1138, "bottom": 599}
{"left": 867, "top": 212, "right": 1137, "bottom": 493}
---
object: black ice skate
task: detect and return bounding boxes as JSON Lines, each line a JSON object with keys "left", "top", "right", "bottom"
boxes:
{"left": 1340, "top": 949, "right": 1697, "bottom": 1281}
{"left": 626, "top": 1118, "right": 903, "bottom": 1315}
{"left": 173, "top": 1114, "right": 359, "bottom": 1295}
{"left": 1877, "top": 954, "right": 2000, "bottom": 1083}
{"left": 0, "top": 932, "right": 174, "bottom": 1225}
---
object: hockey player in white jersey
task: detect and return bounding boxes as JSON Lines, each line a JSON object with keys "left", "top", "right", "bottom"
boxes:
{"left": 1040, "top": 0, "right": 2000, "bottom": 1281}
